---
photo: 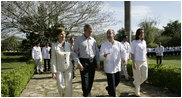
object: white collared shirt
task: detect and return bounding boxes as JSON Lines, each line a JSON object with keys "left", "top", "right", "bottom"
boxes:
{"left": 130, "top": 40, "right": 147, "bottom": 61}
{"left": 155, "top": 45, "right": 164, "bottom": 56}
{"left": 32, "top": 46, "right": 42, "bottom": 60}
{"left": 100, "top": 40, "right": 126, "bottom": 73}
{"left": 42, "top": 46, "right": 51, "bottom": 59}
{"left": 121, "top": 41, "right": 131, "bottom": 60}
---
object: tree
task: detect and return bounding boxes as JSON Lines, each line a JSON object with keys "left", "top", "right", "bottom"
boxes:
{"left": 1, "top": 1, "right": 113, "bottom": 47}
{"left": 162, "top": 20, "right": 181, "bottom": 46}
{"left": 1, "top": 36, "right": 22, "bottom": 51}
{"left": 115, "top": 28, "right": 126, "bottom": 42}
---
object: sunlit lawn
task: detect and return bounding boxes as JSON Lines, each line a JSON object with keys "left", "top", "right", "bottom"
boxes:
{"left": 1, "top": 55, "right": 27, "bottom": 73}
{"left": 148, "top": 55, "right": 181, "bottom": 66}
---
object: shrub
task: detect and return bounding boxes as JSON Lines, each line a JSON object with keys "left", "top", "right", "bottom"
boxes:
{"left": 2, "top": 52, "right": 26, "bottom": 56}
{"left": 127, "top": 62, "right": 181, "bottom": 95}
{"left": 1, "top": 63, "right": 34, "bottom": 97}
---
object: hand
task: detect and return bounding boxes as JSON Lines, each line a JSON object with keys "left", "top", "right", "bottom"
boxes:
{"left": 52, "top": 73, "right": 57, "bottom": 80}
{"left": 77, "top": 64, "right": 84, "bottom": 71}
{"left": 104, "top": 53, "right": 110, "bottom": 58}
{"left": 123, "top": 60, "right": 127, "bottom": 66}
{"left": 97, "top": 64, "right": 100, "bottom": 70}
{"left": 75, "top": 50, "right": 79, "bottom": 54}
{"left": 133, "top": 63, "right": 137, "bottom": 70}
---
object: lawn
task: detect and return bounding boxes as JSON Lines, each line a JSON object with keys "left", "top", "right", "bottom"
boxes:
{"left": 147, "top": 55, "right": 181, "bottom": 66}
{"left": 1, "top": 55, "right": 27, "bottom": 73}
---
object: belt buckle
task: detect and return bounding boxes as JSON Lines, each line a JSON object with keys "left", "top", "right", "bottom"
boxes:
{"left": 89, "top": 58, "right": 93, "bottom": 62}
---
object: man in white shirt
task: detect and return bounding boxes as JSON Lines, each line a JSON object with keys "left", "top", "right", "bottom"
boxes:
{"left": 155, "top": 42, "right": 164, "bottom": 64}
{"left": 121, "top": 35, "right": 131, "bottom": 81}
{"left": 100, "top": 29, "right": 126, "bottom": 97}
{"left": 32, "top": 42, "right": 43, "bottom": 74}
{"left": 42, "top": 43, "right": 51, "bottom": 72}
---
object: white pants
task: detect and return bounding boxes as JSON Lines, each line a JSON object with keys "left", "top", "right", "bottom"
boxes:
{"left": 34, "top": 59, "right": 43, "bottom": 73}
{"left": 56, "top": 68, "right": 72, "bottom": 97}
{"left": 121, "top": 61, "right": 129, "bottom": 79}
{"left": 132, "top": 61, "right": 148, "bottom": 88}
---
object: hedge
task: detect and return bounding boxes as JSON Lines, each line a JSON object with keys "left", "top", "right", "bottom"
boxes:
{"left": 127, "top": 62, "right": 181, "bottom": 95}
{"left": 1, "top": 62, "right": 34, "bottom": 97}
{"left": 2, "top": 52, "right": 26, "bottom": 56}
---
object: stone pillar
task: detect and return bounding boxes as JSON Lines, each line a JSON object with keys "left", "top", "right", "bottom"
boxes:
{"left": 124, "top": 1, "right": 131, "bottom": 43}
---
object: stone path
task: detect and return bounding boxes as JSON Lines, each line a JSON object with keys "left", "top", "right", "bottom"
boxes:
{"left": 20, "top": 69, "right": 179, "bottom": 97}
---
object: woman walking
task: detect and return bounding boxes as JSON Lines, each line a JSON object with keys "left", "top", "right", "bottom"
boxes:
{"left": 130, "top": 28, "right": 148, "bottom": 96}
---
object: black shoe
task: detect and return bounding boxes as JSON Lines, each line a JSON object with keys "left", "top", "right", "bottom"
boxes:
{"left": 105, "top": 86, "right": 109, "bottom": 91}
{"left": 72, "top": 76, "right": 76, "bottom": 79}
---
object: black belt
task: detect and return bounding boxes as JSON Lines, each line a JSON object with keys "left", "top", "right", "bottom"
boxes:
{"left": 79, "top": 57, "right": 95, "bottom": 62}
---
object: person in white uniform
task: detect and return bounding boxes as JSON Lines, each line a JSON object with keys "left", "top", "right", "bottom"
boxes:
{"left": 121, "top": 35, "right": 131, "bottom": 81}
{"left": 51, "top": 28, "right": 74, "bottom": 97}
{"left": 32, "top": 42, "right": 43, "bottom": 74}
{"left": 42, "top": 43, "right": 51, "bottom": 72}
{"left": 155, "top": 42, "right": 164, "bottom": 64}
{"left": 100, "top": 29, "right": 126, "bottom": 97}
{"left": 130, "top": 28, "right": 148, "bottom": 96}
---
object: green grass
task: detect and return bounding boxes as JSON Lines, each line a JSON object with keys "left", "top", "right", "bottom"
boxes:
{"left": 1, "top": 55, "right": 27, "bottom": 73}
{"left": 148, "top": 55, "right": 181, "bottom": 66}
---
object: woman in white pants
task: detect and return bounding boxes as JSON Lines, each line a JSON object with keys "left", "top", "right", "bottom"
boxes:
{"left": 130, "top": 28, "right": 148, "bottom": 96}
{"left": 51, "top": 28, "right": 73, "bottom": 97}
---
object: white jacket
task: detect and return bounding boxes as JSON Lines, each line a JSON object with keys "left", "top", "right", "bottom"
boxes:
{"left": 42, "top": 46, "right": 51, "bottom": 59}
{"left": 51, "top": 42, "right": 73, "bottom": 73}
{"left": 32, "top": 46, "right": 42, "bottom": 60}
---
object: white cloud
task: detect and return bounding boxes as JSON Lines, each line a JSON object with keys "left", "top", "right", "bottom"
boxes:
{"left": 132, "top": 5, "right": 152, "bottom": 20}
{"left": 101, "top": 2, "right": 124, "bottom": 33}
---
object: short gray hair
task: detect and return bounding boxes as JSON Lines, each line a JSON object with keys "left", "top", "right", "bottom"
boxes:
{"left": 84, "top": 24, "right": 93, "bottom": 31}
{"left": 107, "top": 29, "right": 115, "bottom": 35}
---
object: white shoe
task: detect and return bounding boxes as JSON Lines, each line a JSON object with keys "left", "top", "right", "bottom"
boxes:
{"left": 135, "top": 86, "right": 141, "bottom": 96}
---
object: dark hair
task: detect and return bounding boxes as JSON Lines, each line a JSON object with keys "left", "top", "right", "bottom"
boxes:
{"left": 56, "top": 27, "right": 66, "bottom": 36}
{"left": 70, "top": 36, "right": 74, "bottom": 41}
{"left": 84, "top": 24, "right": 93, "bottom": 31}
{"left": 122, "top": 34, "right": 128, "bottom": 40}
{"left": 135, "top": 28, "right": 144, "bottom": 40}
{"left": 35, "top": 40, "right": 40, "bottom": 45}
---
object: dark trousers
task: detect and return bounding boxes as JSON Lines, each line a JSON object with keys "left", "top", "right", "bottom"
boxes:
{"left": 79, "top": 58, "right": 96, "bottom": 97}
{"left": 44, "top": 59, "right": 50, "bottom": 71}
{"left": 156, "top": 56, "right": 162, "bottom": 64}
{"left": 106, "top": 71, "right": 121, "bottom": 97}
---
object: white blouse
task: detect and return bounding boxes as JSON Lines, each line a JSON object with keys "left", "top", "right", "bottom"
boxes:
{"left": 130, "top": 40, "right": 147, "bottom": 61}
{"left": 100, "top": 40, "right": 126, "bottom": 73}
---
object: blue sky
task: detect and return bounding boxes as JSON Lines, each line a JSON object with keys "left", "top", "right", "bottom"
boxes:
{"left": 103, "top": 1, "right": 181, "bottom": 34}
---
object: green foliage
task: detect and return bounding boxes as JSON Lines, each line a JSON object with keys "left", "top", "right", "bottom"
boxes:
{"left": 161, "top": 20, "right": 181, "bottom": 46}
{"left": 1, "top": 36, "right": 22, "bottom": 51}
{"left": 115, "top": 28, "right": 126, "bottom": 42}
{"left": 1, "top": 63, "right": 34, "bottom": 97}
{"left": 2, "top": 52, "right": 26, "bottom": 56}
{"left": 127, "top": 63, "right": 181, "bottom": 95}
{"left": 147, "top": 43, "right": 158, "bottom": 48}
{"left": 139, "top": 19, "right": 157, "bottom": 45}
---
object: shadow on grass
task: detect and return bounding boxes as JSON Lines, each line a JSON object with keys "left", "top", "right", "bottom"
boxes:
{"left": 1, "top": 57, "right": 26, "bottom": 63}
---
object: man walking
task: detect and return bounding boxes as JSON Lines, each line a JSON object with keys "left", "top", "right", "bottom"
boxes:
{"left": 73, "top": 24, "right": 100, "bottom": 97}
{"left": 100, "top": 29, "right": 126, "bottom": 97}
{"left": 32, "top": 41, "right": 43, "bottom": 74}
{"left": 42, "top": 43, "right": 51, "bottom": 72}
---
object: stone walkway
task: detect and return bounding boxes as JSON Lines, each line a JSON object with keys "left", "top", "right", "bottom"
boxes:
{"left": 20, "top": 69, "right": 178, "bottom": 97}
